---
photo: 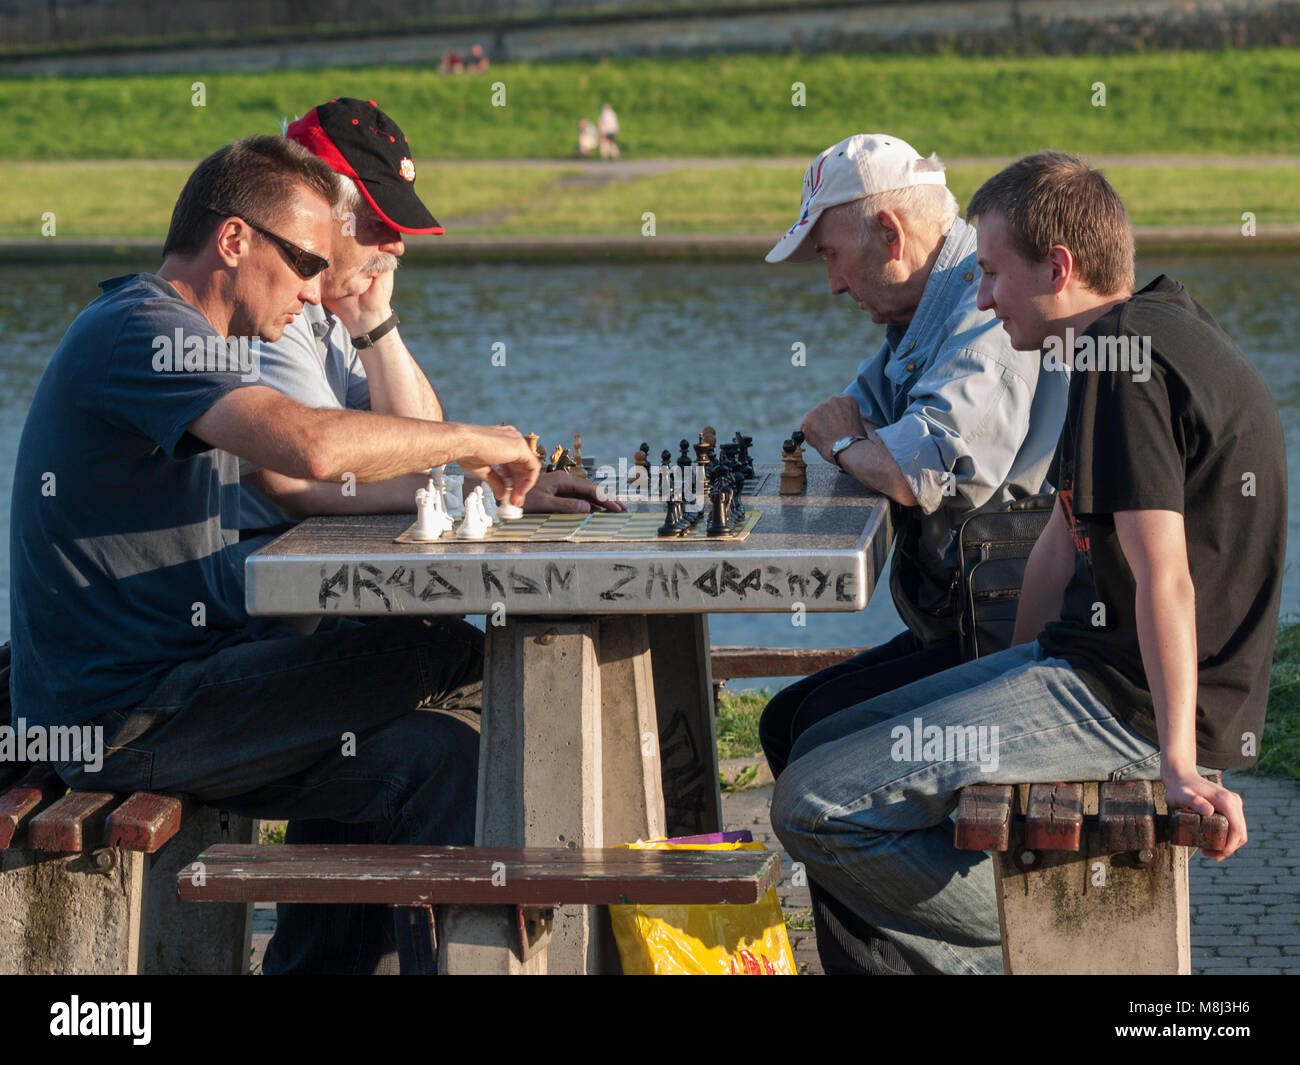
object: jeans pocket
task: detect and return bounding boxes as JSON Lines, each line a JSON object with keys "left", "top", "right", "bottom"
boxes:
{"left": 56, "top": 709, "right": 155, "bottom": 792}
{"left": 1108, "top": 751, "right": 1163, "bottom": 781}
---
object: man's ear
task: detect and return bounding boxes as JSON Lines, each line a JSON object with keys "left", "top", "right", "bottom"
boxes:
{"left": 1047, "top": 244, "right": 1076, "bottom": 294}
{"left": 876, "top": 209, "right": 904, "bottom": 261}
{"left": 213, "top": 218, "right": 250, "bottom": 270}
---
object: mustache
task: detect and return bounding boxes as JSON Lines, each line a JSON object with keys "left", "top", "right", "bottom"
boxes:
{"left": 360, "top": 253, "right": 400, "bottom": 274}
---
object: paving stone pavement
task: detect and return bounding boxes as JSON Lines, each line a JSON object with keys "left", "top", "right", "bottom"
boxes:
{"left": 249, "top": 767, "right": 1298, "bottom": 975}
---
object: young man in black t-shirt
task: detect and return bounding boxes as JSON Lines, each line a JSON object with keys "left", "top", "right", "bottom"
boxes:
{"left": 770, "top": 151, "right": 1286, "bottom": 974}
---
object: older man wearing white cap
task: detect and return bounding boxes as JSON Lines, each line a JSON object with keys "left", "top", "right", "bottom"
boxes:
{"left": 759, "top": 134, "right": 1068, "bottom": 974}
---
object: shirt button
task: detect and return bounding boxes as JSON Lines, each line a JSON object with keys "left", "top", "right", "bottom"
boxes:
{"left": 906, "top": 362, "right": 916, "bottom": 372}
{"left": 964, "top": 271, "right": 974, "bottom": 282}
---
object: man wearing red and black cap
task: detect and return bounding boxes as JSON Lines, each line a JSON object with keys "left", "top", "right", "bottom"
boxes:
{"left": 239, "top": 98, "right": 607, "bottom": 534}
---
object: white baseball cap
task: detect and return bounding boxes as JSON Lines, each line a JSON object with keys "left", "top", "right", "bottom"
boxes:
{"left": 765, "top": 134, "right": 948, "bottom": 264}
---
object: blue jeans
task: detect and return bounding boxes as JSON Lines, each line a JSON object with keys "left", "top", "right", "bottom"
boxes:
{"left": 760, "top": 628, "right": 962, "bottom": 975}
{"left": 55, "top": 616, "right": 483, "bottom": 975}
{"left": 771, "top": 641, "right": 1192, "bottom": 976}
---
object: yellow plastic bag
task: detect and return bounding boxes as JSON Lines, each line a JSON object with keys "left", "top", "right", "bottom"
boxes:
{"left": 609, "top": 837, "right": 797, "bottom": 975}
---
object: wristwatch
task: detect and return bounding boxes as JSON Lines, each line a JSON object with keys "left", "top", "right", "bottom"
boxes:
{"left": 830, "top": 434, "right": 868, "bottom": 470}
{"left": 351, "top": 311, "right": 400, "bottom": 349}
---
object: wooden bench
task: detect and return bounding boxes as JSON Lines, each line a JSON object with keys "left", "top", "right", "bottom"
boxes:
{"left": 709, "top": 646, "right": 861, "bottom": 708}
{"left": 179, "top": 843, "right": 780, "bottom": 974}
{"left": 953, "top": 779, "right": 1228, "bottom": 974}
{"left": 0, "top": 760, "right": 256, "bottom": 974}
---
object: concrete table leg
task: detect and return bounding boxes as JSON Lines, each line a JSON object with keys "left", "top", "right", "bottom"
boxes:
{"left": 440, "top": 615, "right": 665, "bottom": 975}
{"left": 647, "top": 614, "right": 722, "bottom": 837}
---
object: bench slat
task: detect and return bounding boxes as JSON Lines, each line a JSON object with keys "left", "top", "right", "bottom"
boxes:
{"left": 709, "top": 647, "right": 863, "bottom": 680}
{"left": 0, "top": 764, "right": 66, "bottom": 848}
{"left": 28, "top": 791, "right": 116, "bottom": 852}
{"left": 179, "top": 845, "right": 779, "bottom": 907}
{"left": 1025, "top": 783, "right": 1084, "bottom": 851}
{"left": 1169, "top": 808, "right": 1230, "bottom": 851}
{"left": 1098, "top": 781, "right": 1156, "bottom": 853}
{"left": 952, "top": 784, "right": 1014, "bottom": 851}
{"left": 105, "top": 792, "right": 188, "bottom": 853}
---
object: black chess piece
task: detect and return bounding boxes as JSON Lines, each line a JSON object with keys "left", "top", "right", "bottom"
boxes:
{"left": 659, "top": 495, "right": 685, "bottom": 537}
{"left": 791, "top": 429, "right": 806, "bottom": 448}
{"left": 734, "top": 432, "right": 755, "bottom": 479}
{"left": 659, "top": 448, "right": 672, "bottom": 500}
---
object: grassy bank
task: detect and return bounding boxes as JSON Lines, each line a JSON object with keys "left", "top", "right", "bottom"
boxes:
{"left": 2, "top": 48, "right": 1297, "bottom": 162}
{"left": 4, "top": 160, "right": 1296, "bottom": 239}
{"left": 717, "top": 622, "right": 1300, "bottom": 782}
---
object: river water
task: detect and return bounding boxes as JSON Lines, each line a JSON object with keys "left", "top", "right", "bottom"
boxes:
{"left": 2, "top": 256, "right": 1296, "bottom": 688}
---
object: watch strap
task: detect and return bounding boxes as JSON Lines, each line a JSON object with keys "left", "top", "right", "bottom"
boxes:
{"left": 351, "top": 311, "right": 400, "bottom": 349}
{"left": 832, "top": 434, "right": 868, "bottom": 470}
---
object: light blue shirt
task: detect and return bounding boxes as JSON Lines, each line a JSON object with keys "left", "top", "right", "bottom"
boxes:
{"left": 238, "top": 303, "right": 371, "bottom": 530}
{"left": 843, "top": 216, "right": 1067, "bottom": 595}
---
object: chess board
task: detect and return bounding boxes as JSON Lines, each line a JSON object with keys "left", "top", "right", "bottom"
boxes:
{"left": 396, "top": 507, "right": 762, "bottom": 544}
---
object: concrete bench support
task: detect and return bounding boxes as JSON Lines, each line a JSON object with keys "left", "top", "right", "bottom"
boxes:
{"left": 0, "top": 786, "right": 257, "bottom": 974}
{"left": 961, "top": 781, "right": 1220, "bottom": 975}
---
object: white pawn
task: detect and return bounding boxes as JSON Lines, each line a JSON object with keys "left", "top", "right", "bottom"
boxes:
{"left": 478, "top": 483, "right": 497, "bottom": 526}
{"left": 456, "top": 485, "right": 491, "bottom": 539}
{"left": 413, "top": 487, "right": 452, "bottom": 539}
{"left": 438, "top": 470, "right": 465, "bottom": 520}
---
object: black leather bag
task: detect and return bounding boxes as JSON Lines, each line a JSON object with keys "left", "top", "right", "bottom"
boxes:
{"left": 956, "top": 492, "right": 1056, "bottom": 661}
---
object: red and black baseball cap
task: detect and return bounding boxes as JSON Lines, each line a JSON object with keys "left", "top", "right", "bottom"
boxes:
{"left": 287, "top": 97, "right": 443, "bottom": 235}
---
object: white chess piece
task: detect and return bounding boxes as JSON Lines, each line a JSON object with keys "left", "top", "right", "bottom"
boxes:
{"left": 413, "top": 487, "right": 452, "bottom": 539}
{"left": 456, "top": 485, "right": 490, "bottom": 539}
{"left": 435, "top": 469, "right": 465, "bottom": 519}
{"left": 478, "top": 483, "right": 497, "bottom": 526}
{"left": 495, "top": 478, "right": 524, "bottom": 520}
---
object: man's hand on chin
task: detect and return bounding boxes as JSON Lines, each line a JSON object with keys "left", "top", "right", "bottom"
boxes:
{"left": 800, "top": 394, "right": 868, "bottom": 462}
{"left": 326, "top": 268, "right": 397, "bottom": 337}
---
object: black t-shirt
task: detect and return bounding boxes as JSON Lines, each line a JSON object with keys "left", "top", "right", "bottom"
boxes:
{"left": 1039, "top": 275, "right": 1286, "bottom": 769}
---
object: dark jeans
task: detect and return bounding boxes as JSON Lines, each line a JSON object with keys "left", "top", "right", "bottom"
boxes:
{"left": 759, "top": 628, "right": 962, "bottom": 975}
{"left": 55, "top": 615, "right": 484, "bottom": 975}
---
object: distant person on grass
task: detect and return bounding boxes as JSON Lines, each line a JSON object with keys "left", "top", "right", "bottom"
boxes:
{"left": 759, "top": 133, "right": 1068, "bottom": 974}
{"left": 598, "top": 102, "right": 620, "bottom": 160}
{"left": 771, "top": 151, "right": 1285, "bottom": 974}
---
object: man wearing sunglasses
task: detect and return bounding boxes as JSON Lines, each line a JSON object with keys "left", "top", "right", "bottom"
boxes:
{"left": 10, "top": 134, "right": 540, "bottom": 974}
{"left": 237, "top": 97, "right": 611, "bottom": 538}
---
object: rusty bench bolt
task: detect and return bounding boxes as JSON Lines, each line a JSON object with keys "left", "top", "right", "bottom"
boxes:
{"left": 1013, "top": 846, "right": 1038, "bottom": 872}
{"left": 91, "top": 847, "right": 117, "bottom": 873}
{"left": 537, "top": 628, "right": 559, "bottom": 646}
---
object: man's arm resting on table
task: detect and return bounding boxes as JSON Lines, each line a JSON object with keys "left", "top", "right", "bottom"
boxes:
{"left": 1010, "top": 501, "right": 1076, "bottom": 646}
{"left": 800, "top": 393, "right": 918, "bottom": 506}
{"left": 1114, "top": 508, "right": 1246, "bottom": 861}
{"left": 248, "top": 467, "right": 623, "bottom": 519}
{"left": 246, "top": 468, "right": 430, "bottom": 519}
{"left": 190, "top": 385, "right": 537, "bottom": 503}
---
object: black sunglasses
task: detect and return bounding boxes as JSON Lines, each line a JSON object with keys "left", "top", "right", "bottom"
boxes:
{"left": 207, "top": 208, "right": 330, "bottom": 279}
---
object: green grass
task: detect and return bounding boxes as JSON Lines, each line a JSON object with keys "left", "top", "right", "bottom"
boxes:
{"left": 4, "top": 161, "right": 1294, "bottom": 238}
{"left": 1251, "top": 621, "right": 1300, "bottom": 781}
{"left": 1, "top": 48, "right": 1296, "bottom": 162}
{"left": 716, "top": 687, "right": 771, "bottom": 761}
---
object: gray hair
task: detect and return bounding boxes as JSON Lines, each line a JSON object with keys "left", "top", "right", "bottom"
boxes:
{"left": 334, "top": 173, "right": 365, "bottom": 220}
